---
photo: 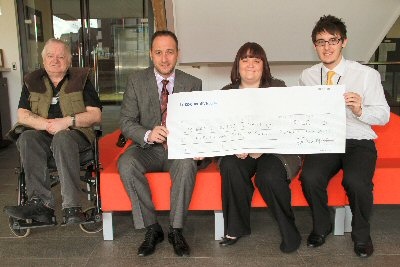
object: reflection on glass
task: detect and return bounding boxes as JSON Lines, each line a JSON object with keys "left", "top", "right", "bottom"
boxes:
{"left": 370, "top": 16, "right": 400, "bottom": 107}
{"left": 52, "top": 0, "right": 150, "bottom": 104}
{"left": 114, "top": 21, "right": 149, "bottom": 96}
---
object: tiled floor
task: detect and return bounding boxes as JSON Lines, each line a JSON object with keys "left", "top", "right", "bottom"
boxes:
{"left": 0, "top": 105, "right": 399, "bottom": 266}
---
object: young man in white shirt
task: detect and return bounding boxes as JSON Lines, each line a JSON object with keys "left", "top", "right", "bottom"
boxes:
{"left": 299, "top": 15, "right": 390, "bottom": 258}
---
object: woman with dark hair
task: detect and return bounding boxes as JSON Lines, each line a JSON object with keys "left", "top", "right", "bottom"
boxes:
{"left": 218, "top": 42, "right": 302, "bottom": 253}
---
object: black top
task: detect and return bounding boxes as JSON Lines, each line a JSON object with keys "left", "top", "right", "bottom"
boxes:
{"left": 221, "top": 78, "right": 286, "bottom": 90}
{"left": 18, "top": 72, "right": 102, "bottom": 119}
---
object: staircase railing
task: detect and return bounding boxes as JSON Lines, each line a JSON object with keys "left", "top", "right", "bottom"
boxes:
{"left": 365, "top": 61, "right": 400, "bottom": 115}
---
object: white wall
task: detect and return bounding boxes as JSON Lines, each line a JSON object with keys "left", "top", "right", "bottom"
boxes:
{"left": 167, "top": 0, "right": 314, "bottom": 92}
{"left": 172, "top": 0, "right": 400, "bottom": 64}
{"left": 0, "top": 0, "right": 23, "bottom": 127}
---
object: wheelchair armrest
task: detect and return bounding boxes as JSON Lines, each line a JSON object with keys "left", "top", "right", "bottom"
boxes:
{"left": 6, "top": 124, "right": 34, "bottom": 142}
{"left": 92, "top": 125, "right": 102, "bottom": 168}
{"left": 93, "top": 125, "right": 103, "bottom": 138}
{"left": 116, "top": 133, "right": 127, "bottom": 147}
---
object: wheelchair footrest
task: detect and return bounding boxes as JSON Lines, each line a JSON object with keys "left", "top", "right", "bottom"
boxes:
{"left": 60, "top": 213, "right": 101, "bottom": 226}
{"left": 10, "top": 217, "right": 57, "bottom": 230}
{"left": 85, "top": 212, "right": 102, "bottom": 223}
{"left": 80, "top": 219, "right": 100, "bottom": 225}
{"left": 85, "top": 211, "right": 102, "bottom": 223}
{"left": 60, "top": 219, "right": 92, "bottom": 226}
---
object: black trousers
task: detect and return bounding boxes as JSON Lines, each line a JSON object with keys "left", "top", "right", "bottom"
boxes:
{"left": 220, "top": 154, "right": 300, "bottom": 249}
{"left": 300, "top": 139, "right": 377, "bottom": 242}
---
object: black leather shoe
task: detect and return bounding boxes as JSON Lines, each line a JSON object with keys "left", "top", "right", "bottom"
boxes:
{"left": 168, "top": 227, "right": 190, "bottom": 257}
{"left": 354, "top": 239, "right": 374, "bottom": 258}
{"left": 63, "top": 207, "right": 86, "bottom": 224}
{"left": 219, "top": 236, "right": 240, "bottom": 246}
{"left": 4, "top": 198, "right": 54, "bottom": 223}
{"left": 307, "top": 227, "right": 332, "bottom": 248}
{"left": 137, "top": 225, "right": 164, "bottom": 257}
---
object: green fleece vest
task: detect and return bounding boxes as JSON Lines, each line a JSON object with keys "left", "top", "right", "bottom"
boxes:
{"left": 24, "top": 68, "right": 95, "bottom": 143}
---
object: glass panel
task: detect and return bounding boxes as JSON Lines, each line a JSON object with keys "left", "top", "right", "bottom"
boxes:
{"left": 52, "top": 0, "right": 82, "bottom": 67}
{"left": 370, "top": 15, "right": 400, "bottom": 113}
{"left": 51, "top": 0, "right": 150, "bottom": 104}
{"left": 20, "top": 0, "right": 55, "bottom": 73}
{"left": 113, "top": 21, "right": 150, "bottom": 98}
{"left": 89, "top": 0, "right": 150, "bottom": 104}
{"left": 378, "top": 41, "right": 396, "bottom": 102}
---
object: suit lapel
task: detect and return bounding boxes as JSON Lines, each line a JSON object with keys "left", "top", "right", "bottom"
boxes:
{"left": 173, "top": 70, "right": 185, "bottom": 93}
{"left": 146, "top": 68, "right": 161, "bottom": 121}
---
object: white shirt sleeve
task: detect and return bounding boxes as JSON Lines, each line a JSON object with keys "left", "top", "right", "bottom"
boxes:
{"left": 357, "top": 68, "right": 390, "bottom": 126}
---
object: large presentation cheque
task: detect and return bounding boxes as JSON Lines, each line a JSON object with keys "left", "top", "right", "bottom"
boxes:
{"left": 166, "top": 85, "right": 346, "bottom": 159}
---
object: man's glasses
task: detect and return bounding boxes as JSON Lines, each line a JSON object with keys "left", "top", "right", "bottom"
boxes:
{"left": 314, "top": 38, "right": 342, "bottom": 47}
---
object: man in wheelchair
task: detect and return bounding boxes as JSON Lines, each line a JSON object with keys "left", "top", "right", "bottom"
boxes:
{"left": 4, "top": 38, "right": 102, "bottom": 227}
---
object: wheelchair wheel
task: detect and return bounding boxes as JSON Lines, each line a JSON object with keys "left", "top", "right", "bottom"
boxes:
{"left": 79, "top": 207, "right": 103, "bottom": 234}
{"left": 8, "top": 217, "right": 31, "bottom": 238}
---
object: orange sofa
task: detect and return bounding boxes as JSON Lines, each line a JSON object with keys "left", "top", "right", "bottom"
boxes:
{"left": 99, "top": 113, "right": 400, "bottom": 241}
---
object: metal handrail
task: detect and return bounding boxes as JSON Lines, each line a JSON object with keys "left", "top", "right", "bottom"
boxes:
{"left": 369, "top": 61, "right": 400, "bottom": 111}
{"left": 365, "top": 61, "right": 400, "bottom": 65}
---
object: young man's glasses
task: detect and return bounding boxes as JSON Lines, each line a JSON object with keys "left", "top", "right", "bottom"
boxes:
{"left": 314, "top": 38, "right": 342, "bottom": 47}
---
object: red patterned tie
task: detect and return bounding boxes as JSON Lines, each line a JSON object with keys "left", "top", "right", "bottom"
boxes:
{"left": 161, "top": 79, "right": 169, "bottom": 126}
{"left": 161, "top": 79, "right": 169, "bottom": 149}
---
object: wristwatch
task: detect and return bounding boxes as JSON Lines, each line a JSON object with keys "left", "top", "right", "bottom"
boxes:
{"left": 71, "top": 115, "right": 76, "bottom": 127}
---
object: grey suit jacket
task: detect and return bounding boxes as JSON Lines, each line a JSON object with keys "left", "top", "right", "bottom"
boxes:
{"left": 120, "top": 67, "right": 202, "bottom": 148}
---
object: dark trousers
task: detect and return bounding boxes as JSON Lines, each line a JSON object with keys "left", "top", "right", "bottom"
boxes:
{"left": 16, "top": 129, "right": 91, "bottom": 209}
{"left": 220, "top": 154, "right": 300, "bottom": 249}
{"left": 300, "top": 139, "right": 377, "bottom": 242}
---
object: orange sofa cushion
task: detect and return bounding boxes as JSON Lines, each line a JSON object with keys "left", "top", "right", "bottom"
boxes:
{"left": 99, "top": 113, "right": 400, "bottom": 212}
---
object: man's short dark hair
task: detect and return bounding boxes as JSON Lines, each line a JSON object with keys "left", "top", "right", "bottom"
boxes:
{"left": 311, "top": 15, "right": 347, "bottom": 43}
{"left": 151, "top": 30, "right": 179, "bottom": 50}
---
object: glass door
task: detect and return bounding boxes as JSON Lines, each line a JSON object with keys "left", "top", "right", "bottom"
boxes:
{"left": 113, "top": 21, "right": 150, "bottom": 98}
{"left": 19, "top": 0, "right": 152, "bottom": 104}
{"left": 18, "top": 0, "right": 60, "bottom": 73}
{"left": 51, "top": 0, "right": 85, "bottom": 67}
{"left": 54, "top": 0, "right": 152, "bottom": 103}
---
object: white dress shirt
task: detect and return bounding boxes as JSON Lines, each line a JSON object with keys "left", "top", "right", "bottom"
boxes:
{"left": 299, "top": 57, "right": 390, "bottom": 140}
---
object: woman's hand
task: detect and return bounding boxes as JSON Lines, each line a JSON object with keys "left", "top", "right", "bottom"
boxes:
{"left": 235, "top": 153, "right": 248, "bottom": 159}
{"left": 249, "top": 153, "right": 262, "bottom": 159}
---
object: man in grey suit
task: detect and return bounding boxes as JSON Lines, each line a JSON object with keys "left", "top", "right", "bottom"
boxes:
{"left": 118, "top": 30, "right": 202, "bottom": 257}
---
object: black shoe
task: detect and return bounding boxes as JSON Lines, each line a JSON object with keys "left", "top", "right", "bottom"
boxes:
{"left": 219, "top": 236, "right": 240, "bottom": 246}
{"left": 307, "top": 227, "right": 332, "bottom": 248}
{"left": 354, "top": 239, "right": 374, "bottom": 258}
{"left": 63, "top": 207, "right": 86, "bottom": 224}
{"left": 137, "top": 225, "right": 164, "bottom": 257}
{"left": 4, "top": 198, "right": 54, "bottom": 223}
{"left": 168, "top": 227, "right": 190, "bottom": 257}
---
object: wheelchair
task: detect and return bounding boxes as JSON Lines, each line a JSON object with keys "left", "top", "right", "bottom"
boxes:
{"left": 7, "top": 128, "right": 103, "bottom": 237}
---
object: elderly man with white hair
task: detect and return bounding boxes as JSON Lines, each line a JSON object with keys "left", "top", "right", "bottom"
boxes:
{"left": 4, "top": 38, "right": 102, "bottom": 225}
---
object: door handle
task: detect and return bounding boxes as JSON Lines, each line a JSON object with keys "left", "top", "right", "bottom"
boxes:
{"left": 78, "top": 43, "right": 83, "bottom": 67}
{"left": 93, "top": 45, "right": 99, "bottom": 93}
